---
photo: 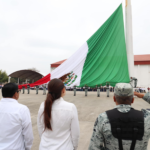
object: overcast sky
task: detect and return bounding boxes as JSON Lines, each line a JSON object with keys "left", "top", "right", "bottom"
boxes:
{"left": 0, "top": 0, "right": 150, "bottom": 75}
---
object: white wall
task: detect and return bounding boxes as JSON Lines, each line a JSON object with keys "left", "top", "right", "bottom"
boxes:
{"left": 134, "top": 64, "right": 150, "bottom": 90}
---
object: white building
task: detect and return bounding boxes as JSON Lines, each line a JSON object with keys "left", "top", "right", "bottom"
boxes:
{"left": 51, "top": 59, "right": 66, "bottom": 72}
{"left": 134, "top": 54, "right": 150, "bottom": 90}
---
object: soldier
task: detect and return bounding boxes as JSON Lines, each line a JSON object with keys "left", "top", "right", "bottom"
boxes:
{"left": 134, "top": 91, "right": 150, "bottom": 106}
{"left": 130, "top": 77, "right": 137, "bottom": 88}
{"left": 148, "top": 87, "right": 150, "bottom": 92}
{"left": 88, "top": 83, "right": 150, "bottom": 150}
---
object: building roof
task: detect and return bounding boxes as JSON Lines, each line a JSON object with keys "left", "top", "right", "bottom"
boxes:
{"left": 51, "top": 59, "right": 66, "bottom": 67}
{"left": 134, "top": 54, "right": 150, "bottom": 61}
{"left": 9, "top": 70, "right": 43, "bottom": 80}
{"left": 134, "top": 54, "right": 150, "bottom": 65}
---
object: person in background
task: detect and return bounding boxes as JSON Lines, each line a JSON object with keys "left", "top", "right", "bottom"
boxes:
{"left": 139, "top": 87, "right": 141, "bottom": 93}
{"left": 147, "top": 87, "right": 150, "bottom": 92}
{"left": 88, "top": 83, "right": 150, "bottom": 150}
{"left": 0, "top": 83, "right": 33, "bottom": 150}
{"left": 37, "top": 79, "right": 80, "bottom": 150}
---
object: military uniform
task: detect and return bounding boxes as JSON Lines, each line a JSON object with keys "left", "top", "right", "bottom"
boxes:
{"left": 88, "top": 84, "right": 150, "bottom": 150}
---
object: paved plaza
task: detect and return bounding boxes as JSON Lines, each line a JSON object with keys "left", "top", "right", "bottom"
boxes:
{"left": 1, "top": 90, "right": 150, "bottom": 150}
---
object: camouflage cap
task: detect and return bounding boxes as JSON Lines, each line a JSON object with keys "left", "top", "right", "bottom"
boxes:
{"left": 114, "top": 83, "right": 133, "bottom": 97}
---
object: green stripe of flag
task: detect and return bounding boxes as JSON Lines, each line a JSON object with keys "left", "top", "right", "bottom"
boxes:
{"left": 79, "top": 4, "right": 130, "bottom": 87}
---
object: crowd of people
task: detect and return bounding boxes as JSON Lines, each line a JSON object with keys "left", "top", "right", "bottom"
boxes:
{"left": 134, "top": 87, "right": 149, "bottom": 93}
{"left": 66, "top": 86, "right": 115, "bottom": 92}
{"left": 0, "top": 80, "right": 150, "bottom": 150}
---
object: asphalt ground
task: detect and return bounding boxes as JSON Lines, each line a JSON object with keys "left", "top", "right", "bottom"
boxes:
{"left": 0, "top": 90, "right": 150, "bottom": 150}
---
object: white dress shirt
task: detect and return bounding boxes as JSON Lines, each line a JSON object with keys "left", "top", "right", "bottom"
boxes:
{"left": 37, "top": 97, "right": 80, "bottom": 150}
{"left": 0, "top": 98, "right": 33, "bottom": 150}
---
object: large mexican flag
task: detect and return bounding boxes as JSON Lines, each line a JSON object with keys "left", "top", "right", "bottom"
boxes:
{"left": 51, "top": 4, "right": 130, "bottom": 87}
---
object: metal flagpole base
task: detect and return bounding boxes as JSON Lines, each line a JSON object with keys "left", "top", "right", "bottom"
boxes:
{"left": 22, "top": 87, "right": 25, "bottom": 94}
{"left": 43, "top": 85, "right": 46, "bottom": 95}
{"left": 97, "top": 87, "right": 100, "bottom": 97}
{"left": 106, "top": 83, "right": 110, "bottom": 97}
{"left": 36, "top": 86, "right": 39, "bottom": 94}
{"left": 85, "top": 86, "right": 88, "bottom": 96}
{"left": 107, "top": 89, "right": 109, "bottom": 97}
{"left": 27, "top": 85, "right": 30, "bottom": 94}
{"left": 43, "top": 89, "right": 46, "bottom": 95}
{"left": 74, "top": 86, "right": 76, "bottom": 96}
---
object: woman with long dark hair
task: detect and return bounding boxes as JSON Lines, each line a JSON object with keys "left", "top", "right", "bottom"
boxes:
{"left": 37, "top": 79, "right": 80, "bottom": 150}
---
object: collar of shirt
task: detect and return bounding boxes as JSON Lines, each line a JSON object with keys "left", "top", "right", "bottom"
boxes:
{"left": 114, "top": 104, "right": 132, "bottom": 113}
{"left": 53, "top": 97, "right": 64, "bottom": 105}
{"left": 0, "top": 98, "right": 18, "bottom": 103}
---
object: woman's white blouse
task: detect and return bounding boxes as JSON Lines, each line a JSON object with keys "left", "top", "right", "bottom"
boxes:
{"left": 37, "top": 97, "right": 80, "bottom": 150}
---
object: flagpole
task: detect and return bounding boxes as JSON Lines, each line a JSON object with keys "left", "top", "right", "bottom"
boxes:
{"left": 125, "top": 0, "right": 135, "bottom": 79}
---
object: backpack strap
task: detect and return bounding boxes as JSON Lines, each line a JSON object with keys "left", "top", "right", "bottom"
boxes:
{"left": 117, "top": 127, "right": 123, "bottom": 150}
{"left": 130, "top": 128, "right": 138, "bottom": 150}
{"left": 106, "top": 108, "right": 144, "bottom": 150}
{"left": 116, "top": 127, "right": 138, "bottom": 150}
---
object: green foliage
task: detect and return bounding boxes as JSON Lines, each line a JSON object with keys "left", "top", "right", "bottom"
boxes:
{"left": 10, "top": 77, "right": 26, "bottom": 84}
{"left": 10, "top": 77, "right": 17, "bottom": 83}
{"left": 19, "top": 78, "right": 26, "bottom": 84}
{"left": 0, "top": 70, "right": 8, "bottom": 83}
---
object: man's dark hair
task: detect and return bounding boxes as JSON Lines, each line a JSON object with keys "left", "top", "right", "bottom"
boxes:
{"left": 2, "top": 83, "right": 18, "bottom": 98}
{"left": 114, "top": 94, "right": 133, "bottom": 104}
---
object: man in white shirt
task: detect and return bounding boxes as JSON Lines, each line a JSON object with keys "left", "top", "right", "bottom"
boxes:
{"left": 0, "top": 83, "right": 34, "bottom": 150}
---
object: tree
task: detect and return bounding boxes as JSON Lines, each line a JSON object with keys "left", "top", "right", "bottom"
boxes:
{"left": 10, "top": 77, "right": 26, "bottom": 84}
{"left": 10, "top": 77, "right": 17, "bottom": 83}
{"left": 28, "top": 68, "right": 40, "bottom": 73}
{"left": 0, "top": 70, "right": 8, "bottom": 83}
